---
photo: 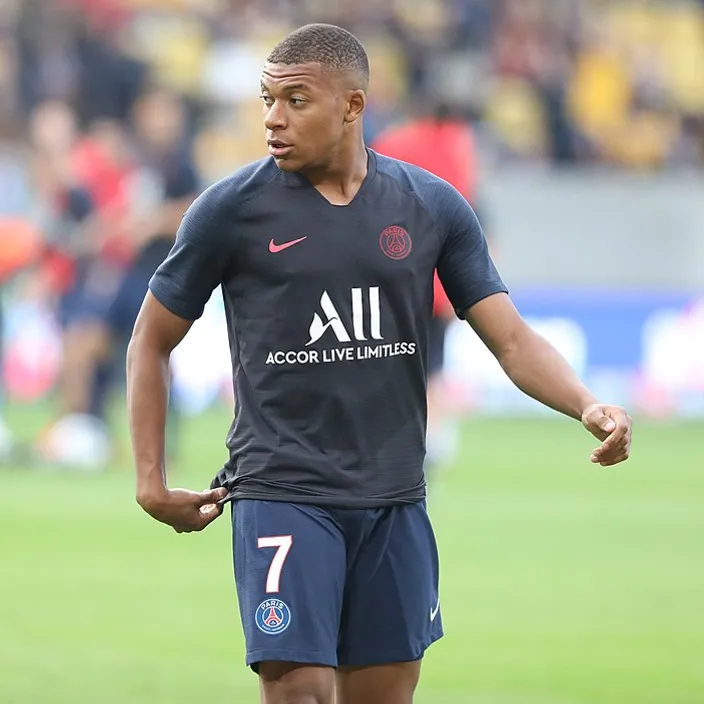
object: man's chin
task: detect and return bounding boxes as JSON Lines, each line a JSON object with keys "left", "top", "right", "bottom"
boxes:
{"left": 272, "top": 156, "right": 301, "bottom": 172}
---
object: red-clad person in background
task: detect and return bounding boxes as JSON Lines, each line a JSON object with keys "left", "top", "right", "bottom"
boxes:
{"left": 372, "top": 101, "right": 484, "bottom": 471}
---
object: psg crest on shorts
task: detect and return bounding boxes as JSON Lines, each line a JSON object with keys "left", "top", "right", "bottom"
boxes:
{"left": 379, "top": 225, "right": 412, "bottom": 260}
{"left": 255, "top": 598, "right": 292, "bottom": 635}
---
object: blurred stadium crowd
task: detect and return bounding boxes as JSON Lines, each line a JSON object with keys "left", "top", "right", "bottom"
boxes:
{"left": 2, "top": 0, "right": 704, "bottom": 180}
{"left": 0, "top": 0, "right": 703, "bottom": 466}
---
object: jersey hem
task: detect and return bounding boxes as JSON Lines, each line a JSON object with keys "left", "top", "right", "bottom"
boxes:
{"left": 223, "top": 490, "right": 426, "bottom": 509}
{"left": 148, "top": 281, "right": 202, "bottom": 321}
{"left": 337, "top": 630, "right": 444, "bottom": 667}
{"left": 246, "top": 648, "right": 338, "bottom": 669}
{"left": 455, "top": 284, "right": 509, "bottom": 319}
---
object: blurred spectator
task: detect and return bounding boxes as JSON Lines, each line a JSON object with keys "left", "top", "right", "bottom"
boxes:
{"left": 24, "top": 101, "right": 128, "bottom": 465}
{"left": 0, "top": 0, "right": 702, "bottom": 177}
{"left": 372, "top": 99, "right": 481, "bottom": 471}
{"left": 15, "top": 0, "right": 147, "bottom": 124}
{"left": 35, "top": 87, "right": 200, "bottom": 467}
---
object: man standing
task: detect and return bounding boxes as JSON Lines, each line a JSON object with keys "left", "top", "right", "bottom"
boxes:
{"left": 127, "top": 24, "right": 632, "bottom": 704}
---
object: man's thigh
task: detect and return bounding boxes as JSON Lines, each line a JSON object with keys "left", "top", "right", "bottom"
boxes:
{"left": 337, "top": 501, "right": 443, "bottom": 667}
{"left": 231, "top": 500, "right": 346, "bottom": 671}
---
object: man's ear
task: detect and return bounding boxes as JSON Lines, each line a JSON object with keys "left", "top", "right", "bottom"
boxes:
{"left": 345, "top": 89, "right": 366, "bottom": 124}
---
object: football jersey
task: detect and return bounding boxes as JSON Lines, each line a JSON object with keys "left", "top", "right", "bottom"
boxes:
{"left": 149, "top": 149, "right": 507, "bottom": 507}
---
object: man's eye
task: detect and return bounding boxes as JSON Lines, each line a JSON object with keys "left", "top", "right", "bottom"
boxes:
{"left": 260, "top": 95, "right": 274, "bottom": 106}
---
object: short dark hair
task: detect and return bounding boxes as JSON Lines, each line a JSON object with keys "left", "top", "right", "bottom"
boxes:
{"left": 267, "top": 24, "right": 370, "bottom": 88}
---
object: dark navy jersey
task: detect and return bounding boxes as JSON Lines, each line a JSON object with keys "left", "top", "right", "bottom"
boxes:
{"left": 149, "top": 149, "right": 507, "bottom": 507}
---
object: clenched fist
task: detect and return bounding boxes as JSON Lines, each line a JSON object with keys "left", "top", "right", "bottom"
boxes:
{"left": 581, "top": 404, "right": 633, "bottom": 467}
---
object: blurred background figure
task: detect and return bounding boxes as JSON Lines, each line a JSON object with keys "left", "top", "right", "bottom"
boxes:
{"left": 26, "top": 101, "right": 111, "bottom": 467}
{"left": 29, "top": 111, "right": 136, "bottom": 468}
{"left": 372, "top": 99, "right": 482, "bottom": 473}
{"left": 34, "top": 88, "right": 200, "bottom": 468}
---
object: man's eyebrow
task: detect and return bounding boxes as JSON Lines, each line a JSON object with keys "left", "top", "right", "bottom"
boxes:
{"left": 260, "top": 81, "right": 311, "bottom": 92}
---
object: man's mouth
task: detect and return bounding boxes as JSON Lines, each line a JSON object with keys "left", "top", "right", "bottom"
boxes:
{"left": 267, "top": 139, "right": 293, "bottom": 157}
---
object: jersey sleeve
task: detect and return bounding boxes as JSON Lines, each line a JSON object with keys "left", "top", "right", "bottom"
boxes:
{"left": 433, "top": 182, "right": 507, "bottom": 318}
{"left": 148, "top": 188, "right": 232, "bottom": 321}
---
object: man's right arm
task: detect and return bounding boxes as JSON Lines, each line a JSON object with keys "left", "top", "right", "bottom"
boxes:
{"left": 127, "top": 294, "right": 227, "bottom": 531}
{"left": 127, "top": 184, "right": 234, "bottom": 531}
{"left": 128, "top": 293, "right": 185, "bottom": 502}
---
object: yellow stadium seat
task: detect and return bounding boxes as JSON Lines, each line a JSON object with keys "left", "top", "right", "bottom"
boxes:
{"left": 656, "top": 5, "right": 704, "bottom": 115}
{"left": 568, "top": 44, "right": 631, "bottom": 139}
{"left": 485, "top": 78, "right": 547, "bottom": 157}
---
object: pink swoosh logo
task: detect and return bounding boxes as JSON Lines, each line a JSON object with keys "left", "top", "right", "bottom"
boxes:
{"left": 269, "top": 236, "right": 307, "bottom": 253}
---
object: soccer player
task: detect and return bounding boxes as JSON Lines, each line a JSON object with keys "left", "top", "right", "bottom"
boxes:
{"left": 127, "top": 24, "right": 633, "bottom": 704}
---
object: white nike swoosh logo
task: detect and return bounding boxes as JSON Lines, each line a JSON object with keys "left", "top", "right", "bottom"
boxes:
{"left": 430, "top": 597, "right": 440, "bottom": 622}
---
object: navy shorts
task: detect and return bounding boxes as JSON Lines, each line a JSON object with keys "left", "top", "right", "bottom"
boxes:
{"left": 59, "top": 259, "right": 124, "bottom": 329}
{"left": 106, "top": 238, "right": 173, "bottom": 337}
{"left": 231, "top": 499, "right": 443, "bottom": 670}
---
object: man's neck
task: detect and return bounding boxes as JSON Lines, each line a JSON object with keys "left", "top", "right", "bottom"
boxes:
{"left": 300, "top": 140, "right": 368, "bottom": 206}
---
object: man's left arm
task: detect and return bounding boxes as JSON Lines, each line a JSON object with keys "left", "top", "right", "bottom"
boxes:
{"left": 464, "top": 292, "right": 632, "bottom": 467}
{"left": 430, "top": 180, "right": 632, "bottom": 468}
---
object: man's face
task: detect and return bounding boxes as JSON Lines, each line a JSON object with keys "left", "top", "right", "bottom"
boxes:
{"left": 260, "top": 62, "right": 355, "bottom": 172}
{"left": 134, "top": 91, "right": 185, "bottom": 151}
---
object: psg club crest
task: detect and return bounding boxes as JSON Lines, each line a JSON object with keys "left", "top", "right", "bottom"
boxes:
{"left": 255, "top": 599, "right": 292, "bottom": 635}
{"left": 379, "top": 225, "right": 412, "bottom": 260}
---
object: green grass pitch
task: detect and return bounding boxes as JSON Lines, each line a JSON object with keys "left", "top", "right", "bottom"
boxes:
{"left": 1, "top": 403, "right": 703, "bottom": 703}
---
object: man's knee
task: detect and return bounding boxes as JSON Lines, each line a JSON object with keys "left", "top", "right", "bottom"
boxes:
{"left": 258, "top": 662, "right": 335, "bottom": 704}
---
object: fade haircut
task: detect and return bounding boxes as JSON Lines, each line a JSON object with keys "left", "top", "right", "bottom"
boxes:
{"left": 267, "top": 24, "right": 370, "bottom": 89}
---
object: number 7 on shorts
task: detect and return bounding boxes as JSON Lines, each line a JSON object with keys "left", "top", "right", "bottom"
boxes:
{"left": 257, "top": 535, "right": 293, "bottom": 593}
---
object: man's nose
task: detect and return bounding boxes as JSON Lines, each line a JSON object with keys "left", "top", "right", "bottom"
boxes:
{"left": 264, "top": 100, "right": 287, "bottom": 131}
